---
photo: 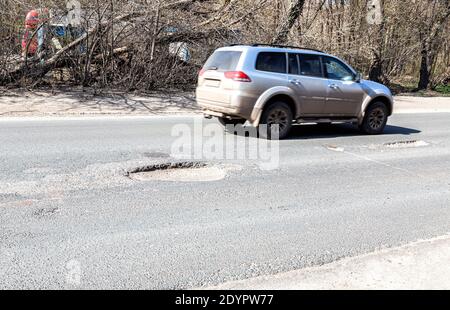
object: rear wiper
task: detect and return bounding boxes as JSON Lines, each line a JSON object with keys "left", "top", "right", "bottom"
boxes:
{"left": 207, "top": 66, "right": 218, "bottom": 71}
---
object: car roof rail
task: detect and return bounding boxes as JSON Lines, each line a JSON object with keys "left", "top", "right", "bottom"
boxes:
{"left": 250, "top": 43, "right": 325, "bottom": 53}
{"left": 226, "top": 43, "right": 325, "bottom": 53}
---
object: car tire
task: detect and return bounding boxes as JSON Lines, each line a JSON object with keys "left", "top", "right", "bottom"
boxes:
{"left": 360, "top": 102, "right": 388, "bottom": 135}
{"left": 259, "top": 101, "right": 293, "bottom": 140}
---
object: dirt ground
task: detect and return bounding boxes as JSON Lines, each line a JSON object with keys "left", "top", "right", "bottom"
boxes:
{"left": 0, "top": 87, "right": 200, "bottom": 117}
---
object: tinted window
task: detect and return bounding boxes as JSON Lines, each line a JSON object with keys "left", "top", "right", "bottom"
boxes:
{"left": 288, "top": 54, "right": 300, "bottom": 75}
{"left": 256, "top": 52, "right": 287, "bottom": 74}
{"left": 323, "top": 56, "right": 355, "bottom": 81}
{"left": 203, "top": 51, "right": 242, "bottom": 72}
{"left": 299, "top": 54, "right": 323, "bottom": 78}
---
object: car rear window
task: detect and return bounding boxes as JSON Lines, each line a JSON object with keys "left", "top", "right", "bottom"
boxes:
{"left": 203, "top": 51, "right": 242, "bottom": 72}
{"left": 256, "top": 52, "right": 287, "bottom": 74}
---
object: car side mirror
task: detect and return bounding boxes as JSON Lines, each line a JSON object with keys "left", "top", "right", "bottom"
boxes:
{"left": 355, "top": 72, "right": 362, "bottom": 83}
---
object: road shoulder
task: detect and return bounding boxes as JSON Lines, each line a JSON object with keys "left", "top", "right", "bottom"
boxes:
{"left": 1, "top": 88, "right": 450, "bottom": 117}
{"left": 0, "top": 88, "right": 200, "bottom": 117}
{"left": 204, "top": 235, "right": 450, "bottom": 290}
{"left": 394, "top": 96, "right": 450, "bottom": 113}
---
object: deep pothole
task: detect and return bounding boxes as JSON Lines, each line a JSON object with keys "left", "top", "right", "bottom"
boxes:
{"left": 127, "top": 162, "right": 227, "bottom": 182}
{"left": 33, "top": 207, "right": 60, "bottom": 218}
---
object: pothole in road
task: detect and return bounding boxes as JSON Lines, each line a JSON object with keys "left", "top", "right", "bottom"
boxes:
{"left": 127, "top": 162, "right": 228, "bottom": 182}
{"left": 33, "top": 207, "right": 60, "bottom": 218}
{"left": 384, "top": 140, "right": 429, "bottom": 149}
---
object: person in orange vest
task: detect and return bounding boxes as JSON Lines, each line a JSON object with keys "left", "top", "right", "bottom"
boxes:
{"left": 22, "top": 10, "right": 39, "bottom": 57}
{"left": 21, "top": 9, "right": 49, "bottom": 58}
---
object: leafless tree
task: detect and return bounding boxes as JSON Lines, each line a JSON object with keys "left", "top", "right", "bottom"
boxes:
{"left": 0, "top": 0, "right": 448, "bottom": 92}
{"left": 417, "top": 0, "right": 450, "bottom": 89}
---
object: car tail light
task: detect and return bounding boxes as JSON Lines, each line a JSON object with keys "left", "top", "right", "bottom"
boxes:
{"left": 224, "top": 71, "right": 252, "bottom": 82}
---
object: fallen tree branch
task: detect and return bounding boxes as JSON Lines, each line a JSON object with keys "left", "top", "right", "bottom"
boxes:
{"left": 0, "top": 0, "right": 227, "bottom": 85}
{"left": 1, "top": 12, "right": 142, "bottom": 83}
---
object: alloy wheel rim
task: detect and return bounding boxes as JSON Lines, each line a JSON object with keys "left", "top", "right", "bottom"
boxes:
{"left": 368, "top": 108, "right": 385, "bottom": 130}
{"left": 267, "top": 109, "right": 289, "bottom": 132}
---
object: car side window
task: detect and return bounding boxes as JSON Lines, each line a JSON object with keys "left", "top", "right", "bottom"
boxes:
{"left": 323, "top": 56, "right": 355, "bottom": 81}
{"left": 298, "top": 54, "right": 323, "bottom": 78}
{"left": 255, "top": 52, "right": 287, "bottom": 74}
{"left": 288, "top": 54, "right": 300, "bottom": 75}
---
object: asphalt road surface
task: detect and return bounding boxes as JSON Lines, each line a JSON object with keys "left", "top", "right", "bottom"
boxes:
{"left": 1, "top": 113, "right": 450, "bottom": 289}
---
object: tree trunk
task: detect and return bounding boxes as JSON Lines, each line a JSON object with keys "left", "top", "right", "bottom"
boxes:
{"left": 417, "top": 2, "right": 450, "bottom": 90}
{"left": 418, "top": 48, "right": 431, "bottom": 90}
{"left": 368, "top": 53, "right": 384, "bottom": 83}
{"left": 271, "top": 0, "right": 306, "bottom": 45}
{"left": 368, "top": 0, "right": 386, "bottom": 83}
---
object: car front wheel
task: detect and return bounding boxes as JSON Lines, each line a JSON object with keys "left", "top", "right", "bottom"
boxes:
{"left": 360, "top": 102, "right": 388, "bottom": 135}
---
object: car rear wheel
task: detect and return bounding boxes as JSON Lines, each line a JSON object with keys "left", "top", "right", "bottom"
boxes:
{"left": 360, "top": 102, "right": 388, "bottom": 135}
{"left": 259, "top": 102, "right": 293, "bottom": 140}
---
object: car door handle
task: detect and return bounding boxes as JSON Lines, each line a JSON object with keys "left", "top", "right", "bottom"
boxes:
{"left": 329, "top": 84, "right": 339, "bottom": 90}
{"left": 290, "top": 79, "right": 302, "bottom": 86}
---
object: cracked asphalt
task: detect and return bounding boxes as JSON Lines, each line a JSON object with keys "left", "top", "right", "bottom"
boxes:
{"left": 1, "top": 113, "right": 450, "bottom": 289}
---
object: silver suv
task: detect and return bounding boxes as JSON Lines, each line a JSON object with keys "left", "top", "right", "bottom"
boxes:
{"left": 196, "top": 44, "right": 394, "bottom": 139}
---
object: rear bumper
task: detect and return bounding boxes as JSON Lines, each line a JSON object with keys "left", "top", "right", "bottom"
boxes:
{"left": 198, "top": 101, "right": 240, "bottom": 116}
{"left": 196, "top": 90, "right": 257, "bottom": 121}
